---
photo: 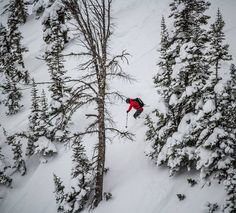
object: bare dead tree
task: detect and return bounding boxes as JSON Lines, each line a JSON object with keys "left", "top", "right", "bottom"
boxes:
{"left": 63, "top": 0, "right": 135, "bottom": 209}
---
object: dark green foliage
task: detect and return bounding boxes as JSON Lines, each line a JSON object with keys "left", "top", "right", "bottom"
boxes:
{"left": 187, "top": 178, "right": 197, "bottom": 187}
{"left": 57, "top": 139, "right": 93, "bottom": 213}
{"left": 53, "top": 143, "right": 92, "bottom": 212}
{"left": 176, "top": 193, "right": 186, "bottom": 201}
{"left": 0, "top": 2, "right": 29, "bottom": 114}
{"left": 0, "top": 23, "right": 9, "bottom": 69}
{"left": 154, "top": 16, "right": 172, "bottom": 91}
{"left": 27, "top": 80, "right": 40, "bottom": 156}
{"left": 6, "top": 135, "right": 26, "bottom": 176}
{"left": 145, "top": 16, "right": 177, "bottom": 159}
{"left": 229, "top": 64, "right": 236, "bottom": 101}
{"left": 0, "top": 23, "right": 25, "bottom": 114}
{"left": 27, "top": 82, "right": 57, "bottom": 158}
{"left": 36, "top": 89, "right": 55, "bottom": 141}
{"left": 38, "top": 90, "right": 51, "bottom": 136}
{"left": 42, "top": 1, "right": 68, "bottom": 53}
{"left": 7, "top": 0, "right": 28, "bottom": 69}
{"left": 207, "top": 8, "right": 232, "bottom": 109}
{"left": 168, "top": 0, "right": 211, "bottom": 114}
{"left": 192, "top": 90, "right": 236, "bottom": 182}
{"left": 208, "top": 9, "right": 232, "bottom": 66}
{"left": 0, "top": 146, "right": 12, "bottom": 187}
{"left": 71, "top": 140, "right": 91, "bottom": 179}
{"left": 205, "top": 202, "right": 219, "bottom": 213}
{"left": 53, "top": 173, "right": 65, "bottom": 212}
{"left": 2, "top": 77, "right": 23, "bottom": 115}
{"left": 223, "top": 168, "right": 236, "bottom": 212}
{"left": 146, "top": 0, "right": 212, "bottom": 176}
{"left": 42, "top": 3, "right": 71, "bottom": 135}
{"left": 8, "top": 0, "right": 28, "bottom": 24}
{"left": 145, "top": 1, "right": 236, "bottom": 211}
{"left": 0, "top": 173, "right": 12, "bottom": 187}
{"left": 103, "top": 192, "right": 112, "bottom": 201}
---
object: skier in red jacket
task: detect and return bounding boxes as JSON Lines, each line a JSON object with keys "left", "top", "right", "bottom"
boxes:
{"left": 126, "top": 98, "right": 143, "bottom": 119}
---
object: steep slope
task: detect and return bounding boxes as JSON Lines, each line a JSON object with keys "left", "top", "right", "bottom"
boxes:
{"left": 1, "top": 0, "right": 236, "bottom": 213}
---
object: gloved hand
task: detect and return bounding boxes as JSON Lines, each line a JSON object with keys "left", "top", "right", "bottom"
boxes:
{"left": 126, "top": 110, "right": 129, "bottom": 113}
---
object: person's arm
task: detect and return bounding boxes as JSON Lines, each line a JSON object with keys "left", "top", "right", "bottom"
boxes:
{"left": 127, "top": 104, "right": 132, "bottom": 113}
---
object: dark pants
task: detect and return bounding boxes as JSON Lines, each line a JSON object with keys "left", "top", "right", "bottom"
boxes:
{"left": 133, "top": 109, "right": 143, "bottom": 119}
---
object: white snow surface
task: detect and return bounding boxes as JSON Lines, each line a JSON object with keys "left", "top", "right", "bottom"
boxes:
{"left": 1, "top": 0, "right": 236, "bottom": 213}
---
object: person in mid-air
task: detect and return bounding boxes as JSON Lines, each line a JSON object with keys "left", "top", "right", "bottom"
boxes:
{"left": 126, "top": 98, "right": 144, "bottom": 119}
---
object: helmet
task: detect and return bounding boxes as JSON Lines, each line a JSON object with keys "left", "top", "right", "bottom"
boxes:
{"left": 126, "top": 98, "right": 130, "bottom": 103}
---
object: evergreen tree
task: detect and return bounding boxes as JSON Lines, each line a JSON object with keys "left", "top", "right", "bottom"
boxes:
{"left": 6, "top": 135, "right": 26, "bottom": 176}
{"left": 27, "top": 80, "right": 40, "bottom": 156}
{"left": 38, "top": 89, "right": 52, "bottom": 138}
{"left": 0, "top": 23, "right": 26, "bottom": 114}
{"left": 229, "top": 63, "right": 236, "bottom": 101}
{"left": 47, "top": 50, "right": 70, "bottom": 124}
{"left": 153, "top": 16, "right": 172, "bottom": 90}
{"left": 7, "top": 11, "right": 28, "bottom": 70}
{"left": 53, "top": 173, "right": 65, "bottom": 212}
{"left": 42, "top": 0, "right": 68, "bottom": 53}
{"left": 228, "top": 63, "right": 236, "bottom": 154}
{"left": 145, "top": 16, "right": 176, "bottom": 160}
{"left": 0, "top": 146, "right": 12, "bottom": 186}
{"left": 62, "top": 139, "right": 93, "bottom": 213}
{"left": 47, "top": 51, "right": 71, "bottom": 136}
{"left": 208, "top": 8, "right": 232, "bottom": 108}
{"left": 7, "top": 0, "right": 29, "bottom": 80}
{"left": 0, "top": 23, "right": 9, "bottom": 71}
{"left": 71, "top": 140, "right": 91, "bottom": 179}
{"left": 0, "top": 0, "right": 30, "bottom": 114}
{"left": 8, "top": 0, "right": 28, "bottom": 24}
{"left": 168, "top": 0, "right": 211, "bottom": 118}
{"left": 2, "top": 76, "right": 23, "bottom": 115}
{"left": 146, "top": 0, "right": 212, "bottom": 175}
{"left": 28, "top": 87, "right": 57, "bottom": 158}
{"left": 42, "top": 0, "right": 70, "bottom": 134}
{"left": 223, "top": 168, "right": 236, "bottom": 212}
{"left": 186, "top": 10, "right": 236, "bottom": 183}
{"left": 191, "top": 83, "right": 236, "bottom": 182}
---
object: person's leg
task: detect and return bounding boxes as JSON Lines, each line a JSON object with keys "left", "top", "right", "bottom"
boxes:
{"left": 133, "top": 109, "right": 143, "bottom": 119}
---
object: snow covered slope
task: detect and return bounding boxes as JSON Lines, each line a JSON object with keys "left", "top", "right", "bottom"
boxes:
{"left": 1, "top": 0, "right": 236, "bottom": 213}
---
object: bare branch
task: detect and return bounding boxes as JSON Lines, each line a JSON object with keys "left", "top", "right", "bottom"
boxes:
{"left": 85, "top": 114, "right": 98, "bottom": 118}
{"left": 105, "top": 127, "right": 135, "bottom": 141}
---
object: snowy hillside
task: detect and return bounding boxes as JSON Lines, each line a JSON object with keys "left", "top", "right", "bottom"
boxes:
{"left": 1, "top": 0, "right": 236, "bottom": 213}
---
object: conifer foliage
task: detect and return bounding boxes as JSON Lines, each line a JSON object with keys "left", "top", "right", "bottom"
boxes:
{"left": 146, "top": 0, "right": 211, "bottom": 175}
{"left": 53, "top": 174, "right": 65, "bottom": 212}
{"left": 6, "top": 135, "right": 26, "bottom": 176}
{"left": 0, "top": 0, "right": 29, "bottom": 115}
{"left": 27, "top": 80, "right": 40, "bottom": 156}
{"left": 7, "top": 0, "right": 28, "bottom": 69}
{"left": 0, "top": 23, "right": 24, "bottom": 115}
{"left": 42, "top": 0, "right": 70, "bottom": 137}
{"left": 53, "top": 139, "right": 93, "bottom": 213}
{"left": 146, "top": 0, "right": 236, "bottom": 211}
{"left": 8, "top": 0, "right": 28, "bottom": 24}
{"left": 27, "top": 80, "right": 57, "bottom": 158}
{"left": 0, "top": 146, "right": 12, "bottom": 186}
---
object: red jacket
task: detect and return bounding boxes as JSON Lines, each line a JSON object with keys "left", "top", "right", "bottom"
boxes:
{"left": 127, "top": 99, "right": 143, "bottom": 112}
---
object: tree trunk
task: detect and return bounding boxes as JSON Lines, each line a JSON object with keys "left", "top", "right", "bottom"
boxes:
{"left": 94, "top": 84, "right": 106, "bottom": 207}
{"left": 215, "top": 60, "right": 219, "bottom": 109}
